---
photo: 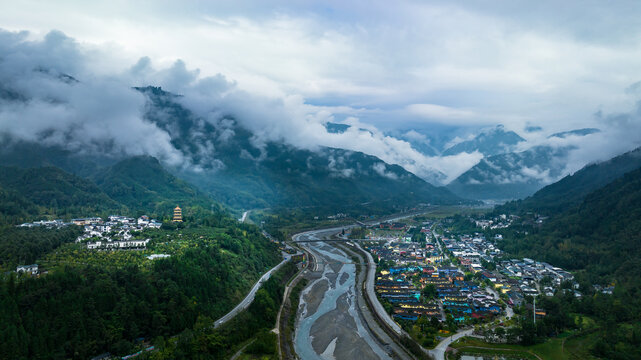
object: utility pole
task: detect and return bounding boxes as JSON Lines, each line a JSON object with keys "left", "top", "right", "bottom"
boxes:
{"left": 533, "top": 296, "right": 536, "bottom": 324}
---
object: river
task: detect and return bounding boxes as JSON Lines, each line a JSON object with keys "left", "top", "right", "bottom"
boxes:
{"left": 294, "top": 237, "right": 391, "bottom": 359}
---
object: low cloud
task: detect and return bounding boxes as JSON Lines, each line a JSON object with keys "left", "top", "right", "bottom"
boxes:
{"left": 0, "top": 29, "right": 186, "bottom": 166}
{"left": 372, "top": 162, "right": 398, "bottom": 180}
{"left": 1, "top": 28, "right": 640, "bottom": 188}
{"left": 407, "top": 103, "right": 478, "bottom": 123}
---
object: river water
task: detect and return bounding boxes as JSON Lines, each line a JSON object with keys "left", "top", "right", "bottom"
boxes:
{"left": 294, "top": 240, "right": 390, "bottom": 359}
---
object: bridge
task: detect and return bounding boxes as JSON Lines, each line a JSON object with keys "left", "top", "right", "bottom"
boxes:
{"left": 292, "top": 238, "right": 388, "bottom": 243}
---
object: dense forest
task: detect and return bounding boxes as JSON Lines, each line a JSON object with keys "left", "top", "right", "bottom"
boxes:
{"left": 498, "top": 167, "right": 641, "bottom": 290}
{"left": 91, "top": 156, "right": 215, "bottom": 216}
{"left": 0, "top": 158, "right": 223, "bottom": 224}
{"left": 0, "top": 156, "right": 288, "bottom": 359}
{"left": 486, "top": 166, "right": 641, "bottom": 358}
{"left": 0, "top": 165, "right": 123, "bottom": 221}
{"left": 0, "top": 217, "right": 281, "bottom": 359}
{"left": 497, "top": 146, "right": 641, "bottom": 216}
{"left": 0, "top": 226, "right": 83, "bottom": 271}
{"left": 143, "top": 261, "right": 298, "bottom": 359}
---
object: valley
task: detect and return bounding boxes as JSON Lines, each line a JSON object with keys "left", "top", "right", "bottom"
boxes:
{"left": 2, "top": 6, "right": 641, "bottom": 358}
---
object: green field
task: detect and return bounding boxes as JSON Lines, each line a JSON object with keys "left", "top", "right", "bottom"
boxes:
{"left": 449, "top": 332, "right": 601, "bottom": 360}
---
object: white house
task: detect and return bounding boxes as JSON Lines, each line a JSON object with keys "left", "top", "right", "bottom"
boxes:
{"left": 16, "top": 264, "right": 38, "bottom": 274}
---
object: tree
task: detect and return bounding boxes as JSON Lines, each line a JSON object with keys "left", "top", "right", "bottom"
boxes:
{"left": 422, "top": 284, "right": 437, "bottom": 301}
{"left": 446, "top": 314, "right": 457, "bottom": 332}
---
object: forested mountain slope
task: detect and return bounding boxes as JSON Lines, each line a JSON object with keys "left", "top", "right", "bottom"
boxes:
{"left": 498, "top": 166, "right": 641, "bottom": 288}
{"left": 498, "top": 146, "right": 641, "bottom": 215}
{"left": 91, "top": 155, "right": 214, "bottom": 215}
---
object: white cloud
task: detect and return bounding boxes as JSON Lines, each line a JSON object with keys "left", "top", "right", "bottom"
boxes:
{"left": 406, "top": 104, "right": 477, "bottom": 123}
{"left": 1, "top": 0, "right": 641, "bottom": 186}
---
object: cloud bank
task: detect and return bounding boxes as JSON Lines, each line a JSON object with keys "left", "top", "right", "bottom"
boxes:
{"left": 1, "top": 21, "right": 640, "bottom": 187}
{"left": 0, "top": 28, "right": 483, "bottom": 183}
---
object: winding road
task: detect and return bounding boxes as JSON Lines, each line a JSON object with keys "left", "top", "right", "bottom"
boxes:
{"left": 214, "top": 253, "right": 291, "bottom": 328}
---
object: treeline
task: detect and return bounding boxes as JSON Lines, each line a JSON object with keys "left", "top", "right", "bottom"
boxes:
{"left": 143, "top": 262, "right": 298, "bottom": 359}
{"left": 0, "top": 226, "right": 83, "bottom": 271}
{"left": 484, "top": 167, "right": 641, "bottom": 358}
{"left": 506, "top": 290, "right": 641, "bottom": 359}
{"left": 0, "top": 158, "right": 221, "bottom": 225}
{"left": 0, "top": 223, "right": 281, "bottom": 359}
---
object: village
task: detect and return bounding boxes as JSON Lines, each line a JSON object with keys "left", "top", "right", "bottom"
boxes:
{"left": 362, "top": 214, "right": 588, "bottom": 327}
{"left": 14, "top": 207, "right": 184, "bottom": 276}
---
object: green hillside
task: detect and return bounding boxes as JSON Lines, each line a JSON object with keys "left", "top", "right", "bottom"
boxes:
{"left": 493, "top": 166, "right": 641, "bottom": 359}
{"left": 136, "top": 86, "right": 466, "bottom": 211}
{"left": 498, "top": 147, "right": 641, "bottom": 215}
{"left": 0, "top": 166, "right": 121, "bottom": 220}
{"left": 0, "top": 157, "right": 284, "bottom": 359}
{"left": 500, "top": 167, "right": 641, "bottom": 286}
{"left": 91, "top": 155, "right": 214, "bottom": 216}
{"left": 0, "top": 185, "right": 38, "bottom": 224}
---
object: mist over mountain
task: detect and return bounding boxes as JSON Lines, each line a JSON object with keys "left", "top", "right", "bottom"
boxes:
{"left": 136, "top": 87, "right": 471, "bottom": 209}
{"left": 442, "top": 125, "right": 525, "bottom": 157}
{"left": 444, "top": 127, "right": 640, "bottom": 201}
{"left": 1, "top": 28, "right": 641, "bottom": 205}
{"left": 0, "top": 83, "right": 467, "bottom": 211}
{"left": 498, "top": 146, "right": 641, "bottom": 215}
{"left": 447, "top": 145, "right": 574, "bottom": 200}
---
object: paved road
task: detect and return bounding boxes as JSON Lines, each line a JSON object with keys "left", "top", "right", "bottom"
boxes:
{"left": 340, "top": 244, "right": 413, "bottom": 360}
{"left": 486, "top": 286, "right": 514, "bottom": 319}
{"left": 355, "top": 241, "right": 403, "bottom": 336}
{"left": 429, "top": 328, "right": 474, "bottom": 360}
{"left": 214, "top": 254, "right": 290, "bottom": 328}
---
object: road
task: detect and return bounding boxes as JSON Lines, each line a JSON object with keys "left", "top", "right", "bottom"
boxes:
{"left": 485, "top": 285, "right": 514, "bottom": 319}
{"left": 355, "top": 241, "right": 403, "bottom": 335}
{"left": 240, "top": 210, "right": 250, "bottom": 223}
{"left": 340, "top": 243, "right": 413, "bottom": 360}
{"left": 427, "top": 223, "right": 514, "bottom": 360}
{"left": 429, "top": 328, "right": 474, "bottom": 360}
{"left": 293, "top": 226, "right": 404, "bottom": 335}
{"left": 214, "top": 253, "right": 291, "bottom": 328}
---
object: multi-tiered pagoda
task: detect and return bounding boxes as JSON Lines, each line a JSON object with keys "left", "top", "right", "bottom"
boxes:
{"left": 172, "top": 206, "right": 183, "bottom": 222}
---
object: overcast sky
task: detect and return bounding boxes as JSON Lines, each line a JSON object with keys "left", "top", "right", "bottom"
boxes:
{"left": 1, "top": 0, "right": 641, "bottom": 183}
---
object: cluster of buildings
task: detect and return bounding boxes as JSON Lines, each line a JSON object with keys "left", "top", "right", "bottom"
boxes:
{"left": 373, "top": 262, "right": 502, "bottom": 323}
{"left": 367, "top": 215, "right": 586, "bottom": 326}
{"left": 375, "top": 266, "right": 438, "bottom": 321}
{"left": 494, "top": 259, "right": 576, "bottom": 303}
{"left": 16, "top": 263, "right": 39, "bottom": 275}
{"left": 371, "top": 241, "right": 444, "bottom": 265}
{"left": 18, "top": 219, "right": 72, "bottom": 228}
{"left": 441, "top": 233, "right": 502, "bottom": 269}
{"left": 368, "top": 223, "right": 503, "bottom": 324}
{"left": 473, "top": 214, "right": 515, "bottom": 230}
{"left": 441, "top": 228, "right": 580, "bottom": 307}
{"left": 76, "top": 215, "right": 162, "bottom": 250}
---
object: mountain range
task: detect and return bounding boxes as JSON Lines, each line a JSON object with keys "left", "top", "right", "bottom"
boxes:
{"left": 0, "top": 84, "right": 468, "bottom": 218}
{"left": 328, "top": 120, "right": 611, "bottom": 202}
{"left": 496, "top": 145, "right": 641, "bottom": 291}
{"left": 0, "top": 67, "right": 632, "bottom": 206}
{"left": 497, "top": 146, "right": 641, "bottom": 216}
{"left": 442, "top": 128, "right": 606, "bottom": 201}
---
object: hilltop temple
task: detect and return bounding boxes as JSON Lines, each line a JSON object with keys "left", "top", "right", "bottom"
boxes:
{"left": 172, "top": 206, "right": 183, "bottom": 222}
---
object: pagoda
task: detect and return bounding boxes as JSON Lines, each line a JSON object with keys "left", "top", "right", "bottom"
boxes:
{"left": 172, "top": 206, "right": 183, "bottom": 222}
